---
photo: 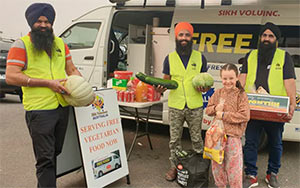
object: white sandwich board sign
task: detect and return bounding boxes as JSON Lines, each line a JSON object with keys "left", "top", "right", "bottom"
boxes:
{"left": 74, "top": 88, "right": 129, "bottom": 187}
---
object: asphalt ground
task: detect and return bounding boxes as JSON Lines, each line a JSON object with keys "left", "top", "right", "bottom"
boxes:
{"left": 1, "top": 94, "right": 300, "bottom": 188}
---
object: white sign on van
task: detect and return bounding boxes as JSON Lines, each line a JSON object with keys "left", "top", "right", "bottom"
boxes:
{"left": 74, "top": 89, "right": 129, "bottom": 188}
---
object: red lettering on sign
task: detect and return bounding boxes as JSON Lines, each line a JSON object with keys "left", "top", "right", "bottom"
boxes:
{"left": 218, "top": 10, "right": 237, "bottom": 16}
{"left": 239, "top": 10, "right": 279, "bottom": 17}
{"left": 203, "top": 118, "right": 212, "bottom": 125}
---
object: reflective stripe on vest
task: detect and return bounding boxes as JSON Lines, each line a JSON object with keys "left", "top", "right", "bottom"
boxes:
{"left": 21, "top": 35, "right": 68, "bottom": 110}
{"left": 245, "top": 49, "right": 287, "bottom": 96}
{"left": 168, "top": 50, "right": 203, "bottom": 110}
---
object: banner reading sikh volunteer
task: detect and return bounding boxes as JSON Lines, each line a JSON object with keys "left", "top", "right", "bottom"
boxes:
{"left": 74, "top": 89, "right": 129, "bottom": 188}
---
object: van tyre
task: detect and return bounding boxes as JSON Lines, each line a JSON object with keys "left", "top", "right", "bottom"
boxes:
{"left": 115, "top": 163, "right": 120, "bottom": 169}
{"left": 98, "top": 171, "right": 103, "bottom": 177}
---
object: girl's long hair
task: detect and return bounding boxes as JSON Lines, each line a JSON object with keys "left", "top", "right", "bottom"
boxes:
{"left": 220, "top": 63, "right": 244, "bottom": 92}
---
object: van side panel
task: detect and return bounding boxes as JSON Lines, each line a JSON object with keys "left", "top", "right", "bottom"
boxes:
{"left": 170, "top": 4, "right": 300, "bottom": 142}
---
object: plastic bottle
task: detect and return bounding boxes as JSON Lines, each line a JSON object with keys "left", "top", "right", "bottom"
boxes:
{"left": 127, "top": 77, "right": 135, "bottom": 91}
{"left": 135, "top": 81, "right": 148, "bottom": 102}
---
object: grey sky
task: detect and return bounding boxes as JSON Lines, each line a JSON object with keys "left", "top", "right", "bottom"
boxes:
{"left": 0, "top": 0, "right": 109, "bottom": 39}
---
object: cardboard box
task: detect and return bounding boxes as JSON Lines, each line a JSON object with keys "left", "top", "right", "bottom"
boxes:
{"left": 247, "top": 93, "right": 290, "bottom": 123}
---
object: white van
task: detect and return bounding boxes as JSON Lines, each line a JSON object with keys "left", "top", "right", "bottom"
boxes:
{"left": 60, "top": 0, "right": 300, "bottom": 149}
{"left": 92, "top": 153, "right": 121, "bottom": 178}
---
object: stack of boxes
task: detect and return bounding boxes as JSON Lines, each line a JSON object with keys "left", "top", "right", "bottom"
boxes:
{"left": 112, "top": 71, "right": 132, "bottom": 90}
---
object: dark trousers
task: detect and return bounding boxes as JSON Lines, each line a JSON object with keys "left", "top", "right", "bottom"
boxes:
{"left": 244, "top": 119, "right": 284, "bottom": 176}
{"left": 26, "top": 106, "right": 70, "bottom": 188}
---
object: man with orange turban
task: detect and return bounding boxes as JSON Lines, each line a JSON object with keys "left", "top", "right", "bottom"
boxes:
{"left": 156, "top": 22, "right": 209, "bottom": 181}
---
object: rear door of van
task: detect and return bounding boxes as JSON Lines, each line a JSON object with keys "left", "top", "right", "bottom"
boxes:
{"left": 60, "top": 6, "right": 114, "bottom": 88}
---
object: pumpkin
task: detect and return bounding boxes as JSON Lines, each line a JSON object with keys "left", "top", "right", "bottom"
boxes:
{"left": 63, "top": 75, "right": 95, "bottom": 107}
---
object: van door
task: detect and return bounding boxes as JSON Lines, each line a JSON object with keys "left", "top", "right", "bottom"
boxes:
{"left": 60, "top": 6, "right": 114, "bottom": 88}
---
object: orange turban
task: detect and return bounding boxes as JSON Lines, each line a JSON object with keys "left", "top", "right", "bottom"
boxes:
{"left": 174, "top": 22, "right": 194, "bottom": 37}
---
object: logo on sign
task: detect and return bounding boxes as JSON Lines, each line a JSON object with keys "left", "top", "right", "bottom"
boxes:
{"left": 91, "top": 95, "right": 108, "bottom": 120}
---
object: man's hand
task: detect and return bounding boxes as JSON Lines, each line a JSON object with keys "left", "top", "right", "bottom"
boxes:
{"left": 154, "top": 85, "right": 167, "bottom": 93}
{"left": 282, "top": 105, "right": 295, "bottom": 121}
{"left": 283, "top": 78, "right": 296, "bottom": 121}
{"left": 196, "top": 86, "right": 210, "bottom": 93}
{"left": 48, "top": 79, "right": 69, "bottom": 95}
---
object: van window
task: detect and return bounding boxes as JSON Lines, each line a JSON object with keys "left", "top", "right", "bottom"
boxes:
{"left": 278, "top": 26, "right": 300, "bottom": 48}
{"left": 61, "top": 22, "right": 101, "bottom": 50}
{"left": 113, "top": 155, "right": 119, "bottom": 159}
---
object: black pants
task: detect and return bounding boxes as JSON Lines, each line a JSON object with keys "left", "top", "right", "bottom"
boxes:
{"left": 26, "top": 106, "right": 70, "bottom": 188}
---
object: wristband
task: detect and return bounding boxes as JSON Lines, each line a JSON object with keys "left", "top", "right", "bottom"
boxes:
{"left": 27, "top": 78, "right": 31, "bottom": 87}
{"left": 222, "top": 112, "right": 225, "bottom": 119}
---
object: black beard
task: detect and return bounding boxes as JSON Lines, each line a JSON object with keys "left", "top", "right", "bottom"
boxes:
{"left": 258, "top": 41, "right": 276, "bottom": 64}
{"left": 176, "top": 39, "right": 193, "bottom": 56}
{"left": 31, "top": 27, "right": 54, "bottom": 52}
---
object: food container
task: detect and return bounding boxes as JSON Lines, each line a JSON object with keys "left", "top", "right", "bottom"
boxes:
{"left": 112, "top": 78, "right": 128, "bottom": 91}
{"left": 247, "top": 93, "right": 290, "bottom": 123}
{"left": 130, "top": 91, "right": 135, "bottom": 102}
{"left": 114, "top": 71, "right": 133, "bottom": 80}
{"left": 119, "top": 90, "right": 125, "bottom": 102}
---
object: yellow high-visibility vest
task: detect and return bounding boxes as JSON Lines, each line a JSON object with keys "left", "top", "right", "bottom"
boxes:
{"left": 245, "top": 49, "right": 287, "bottom": 96}
{"left": 168, "top": 50, "right": 203, "bottom": 110}
{"left": 21, "top": 35, "right": 68, "bottom": 110}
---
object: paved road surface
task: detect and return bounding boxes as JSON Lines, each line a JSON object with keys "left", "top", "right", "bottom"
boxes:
{"left": 1, "top": 94, "right": 299, "bottom": 187}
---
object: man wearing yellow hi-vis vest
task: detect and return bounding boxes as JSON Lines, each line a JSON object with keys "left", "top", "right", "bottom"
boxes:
{"left": 239, "top": 22, "right": 296, "bottom": 188}
{"left": 5, "top": 3, "right": 81, "bottom": 187}
{"left": 156, "top": 22, "right": 210, "bottom": 182}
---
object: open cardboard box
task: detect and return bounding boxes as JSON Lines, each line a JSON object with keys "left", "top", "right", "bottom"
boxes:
{"left": 247, "top": 93, "right": 290, "bottom": 123}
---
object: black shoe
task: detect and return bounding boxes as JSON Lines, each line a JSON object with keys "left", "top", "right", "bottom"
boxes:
{"left": 243, "top": 175, "right": 258, "bottom": 188}
{"left": 265, "top": 172, "right": 280, "bottom": 188}
{"left": 165, "top": 167, "right": 177, "bottom": 181}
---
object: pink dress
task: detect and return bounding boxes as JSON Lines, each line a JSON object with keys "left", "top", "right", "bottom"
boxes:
{"left": 206, "top": 87, "right": 250, "bottom": 188}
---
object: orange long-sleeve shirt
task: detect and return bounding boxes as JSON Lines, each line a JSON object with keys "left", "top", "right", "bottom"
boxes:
{"left": 206, "top": 87, "right": 250, "bottom": 138}
{"left": 7, "top": 33, "right": 72, "bottom": 69}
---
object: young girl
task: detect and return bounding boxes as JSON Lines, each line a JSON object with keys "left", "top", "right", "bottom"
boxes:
{"left": 206, "top": 63, "right": 250, "bottom": 188}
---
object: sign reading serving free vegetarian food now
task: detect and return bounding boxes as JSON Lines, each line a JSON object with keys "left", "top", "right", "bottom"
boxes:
{"left": 74, "top": 89, "right": 129, "bottom": 187}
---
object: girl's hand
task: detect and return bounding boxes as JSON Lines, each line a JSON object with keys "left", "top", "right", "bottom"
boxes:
{"left": 216, "top": 111, "right": 223, "bottom": 120}
{"left": 215, "top": 103, "right": 224, "bottom": 112}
